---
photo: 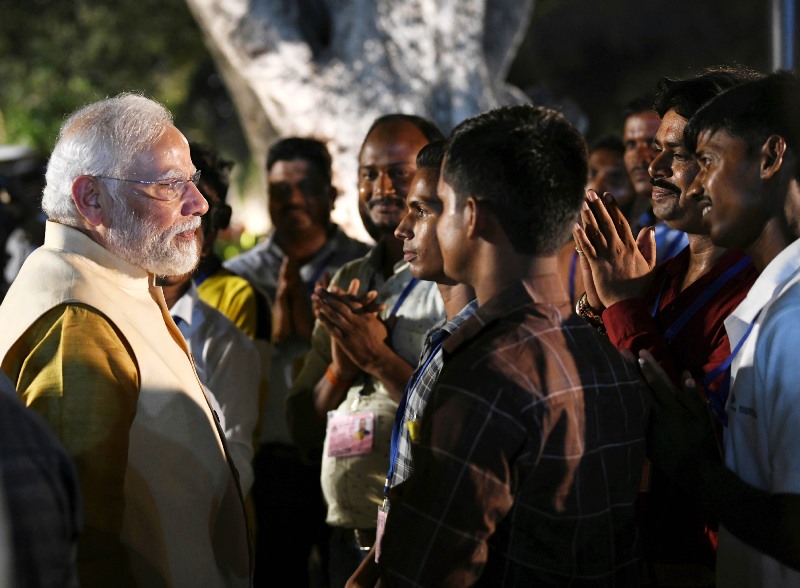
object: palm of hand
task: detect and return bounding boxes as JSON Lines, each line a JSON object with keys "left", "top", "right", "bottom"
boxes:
{"left": 574, "top": 190, "right": 657, "bottom": 307}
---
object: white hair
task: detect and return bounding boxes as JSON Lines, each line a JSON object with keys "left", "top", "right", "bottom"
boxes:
{"left": 41, "top": 92, "right": 173, "bottom": 225}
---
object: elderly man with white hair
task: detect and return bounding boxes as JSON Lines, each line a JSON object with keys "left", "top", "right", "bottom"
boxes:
{"left": 0, "top": 93, "right": 252, "bottom": 587}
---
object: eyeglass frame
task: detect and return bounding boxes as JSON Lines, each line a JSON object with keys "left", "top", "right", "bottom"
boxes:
{"left": 94, "top": 169, "right": 202, "bottom": 202}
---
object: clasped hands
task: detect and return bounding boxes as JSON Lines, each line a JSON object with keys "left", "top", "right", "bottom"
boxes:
{"left": 313, "top": 278, "right": 391, "bottom": 380}
{"left": 572, "top": 188, "right": 658, "bottom": 310}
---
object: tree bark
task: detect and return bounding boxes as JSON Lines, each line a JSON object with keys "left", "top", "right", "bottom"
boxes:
{"left": 185, "top": 0, "right": 535, "bottom": 241}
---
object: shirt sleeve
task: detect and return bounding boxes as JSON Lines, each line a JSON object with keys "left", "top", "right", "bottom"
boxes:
{"left": 757, "top": 303, "right": 800, "bottom": 493}
{"left": 205, "top": 331, "right": 260, "bottom": 495}
{"left": 603, "top": 297, "right": 686, "bottom": 388}
{"left": 2, "top": 303, "right": 140, "bottom": 587}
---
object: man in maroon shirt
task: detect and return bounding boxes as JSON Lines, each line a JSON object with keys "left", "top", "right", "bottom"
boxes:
{"left": 573, "top": 67, "right": 762, "bottom": 587}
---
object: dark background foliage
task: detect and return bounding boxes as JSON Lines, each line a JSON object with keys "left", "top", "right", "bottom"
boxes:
{"left": 0, "top": 0, "right": 778, "bottom": 174}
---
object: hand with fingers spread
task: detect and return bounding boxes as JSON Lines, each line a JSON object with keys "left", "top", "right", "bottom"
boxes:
{"left": 573, "top": 189, "right": 657, "bottom": 309}
{"left": 637, "top": 349, "right": 721, "bottom": 493}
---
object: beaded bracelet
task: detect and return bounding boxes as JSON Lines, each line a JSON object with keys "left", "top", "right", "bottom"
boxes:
{"left": 575, "top": 292, "right": 607, "bottom": 335}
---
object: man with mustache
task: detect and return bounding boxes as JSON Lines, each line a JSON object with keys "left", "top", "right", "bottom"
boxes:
{"left": 574, "top": 67, "right": 761, "bottom": 587}
{"left": 623, "top": 95, "right": 690, "bottom": 263}
{"left": 224, "top": 137, "right": 370, "bottom": 587}
{"left": 0, "top": 93, "right": 252, "bottom": 587}
{"left": 642, "top": 69, "right": 800, "bottom": 588}
{"left": 286, "top": 114, "right": 445, "bottom": 586}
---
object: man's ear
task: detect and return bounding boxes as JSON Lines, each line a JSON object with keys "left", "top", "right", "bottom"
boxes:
{"left": 761, "top": 135, "right": 788, "bottom": 180}
{"left": 464, "top": 196, "right": 487, "bottom": 240}
{"left": 71, "top": 175, "right": 105, "bottom": 226}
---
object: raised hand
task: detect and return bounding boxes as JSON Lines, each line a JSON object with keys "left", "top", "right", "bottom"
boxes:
{"left": 573, "top": 189, "right": 657, "bottom": 308}
{"left": 315, "top": 283, "right": 388, "bottom": 377}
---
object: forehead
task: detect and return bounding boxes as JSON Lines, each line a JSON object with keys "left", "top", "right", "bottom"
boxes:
{"left": 130, "top": 125, "right": 192, "bottom": 177}
{"left": 697, "top": 128, "right": 749, "bottom": 154}
{"left": 359, "top": 122, "right": 428, "bottom": 166}
{"left": 655, "top": 109, "right": 688, "bottom": 144}
{"left": 589, "top": 148, "right": 625, "bottom": 168}
{"left": 407, "top": 168, "right": 440, "bottom": 202}
{"left": 623, "top": 111, "right": 661, "bottom": 140}
{"left": 268, "top": 159, "right": 311, "bottom": 183}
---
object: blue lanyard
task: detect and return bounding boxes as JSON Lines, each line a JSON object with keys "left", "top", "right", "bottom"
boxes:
{"left": 660, "top": 233, "right": 686, "bottom": 263}
{"left": 703, "top": 311, "right": 761, "bottom": 426}
{"left": 650, "top": 256, "right": 752, "bottom": 343}
{"left": 388, "top": 278, "right": 419, "bottom": 318}
{"left": 384, "top": 336, "right": 444, "bottom": 494}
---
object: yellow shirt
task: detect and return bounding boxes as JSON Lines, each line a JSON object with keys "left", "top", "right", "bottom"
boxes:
{"left": 3, "top": 304, "right": 139, "bottom": 586}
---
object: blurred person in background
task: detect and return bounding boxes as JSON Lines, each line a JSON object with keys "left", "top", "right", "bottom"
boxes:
{"left": 225, "top": 137, "right": 370, "bottom": 587}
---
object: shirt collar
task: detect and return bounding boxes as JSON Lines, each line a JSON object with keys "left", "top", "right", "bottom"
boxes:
{"left": 43, "top": 221, "right": 150, "bottom": 287}
{"left": 732, "top": 237, "right": 800, "bottom": 325}
{"left": 443, "top": 273, "right": 569, "bottom": 355}
{"left": 170, "top": 281, "right": 200, "bottom": 332}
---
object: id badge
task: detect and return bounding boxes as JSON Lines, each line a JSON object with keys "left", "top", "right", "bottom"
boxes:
{"left": 326, "top": 411, "right": 375, "bottom": 457}
{"left": 375, "top": 500, "right": 389, "bottom": 563}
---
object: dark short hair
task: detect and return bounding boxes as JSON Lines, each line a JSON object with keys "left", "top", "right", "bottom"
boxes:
{"left": 623, "top": 94, "right": 656, "bottom": 120}
{"left": 189, "top": 142, "right": 233, "bottom": 203}
{"left": 189, "top": 142, "right": 234, "bottom": 233}
{"left": 266, "top": 137, "right": 333, "bottom": 185}
{"left": 443, "top": 104, "right": 587, "bottom": 255}
{"left": 653, "top": 66, "right": 764, "bottom": 119}
{"left": 685, "top": 70, "right": 800, "bottom": 178}
{"left": 589, "top": 134, "right": 625, "bottom": 157}
{"left": 362, "top": 113, "right": 445, "bottom": 150}
{"left": 416, "top": 140, "right": 445, "bottom": 170}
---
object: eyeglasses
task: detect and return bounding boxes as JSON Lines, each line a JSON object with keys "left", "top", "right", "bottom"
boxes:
{"left": 96, "top": 169, "right": 202, "bottom": 202}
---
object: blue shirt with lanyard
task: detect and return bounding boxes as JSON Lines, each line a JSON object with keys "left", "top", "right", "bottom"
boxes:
{"left": 384, "top": 328, "right": 445, "bottom": 495}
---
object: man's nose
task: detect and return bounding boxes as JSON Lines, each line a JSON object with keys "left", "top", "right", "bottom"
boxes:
{"left": 184, "top": 181, "right": 210, "bottom": 216}
{"left": 648, "top": 151, "right": 670, "bottom": 178}
{"left": 687, "top": 169, "right": 705, "bottom": 198}
{"left": 373, "top": 171, "right": 395, "bottom": 197}
{"left": 394, "top": 213, "right": 412, "bottom": 240}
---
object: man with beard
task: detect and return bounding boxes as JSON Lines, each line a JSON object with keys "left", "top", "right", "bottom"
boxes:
{"left": 286, "top": 114, "right": 445, "bottom": 587}
{"left": 0, "top": 93, "right": 251, "bottom": 587}
{"left": 641, "top": 69, "right": 800, "bottom": 588}
{"left": 574, "top": 67, "right": 761, "bottom": 587}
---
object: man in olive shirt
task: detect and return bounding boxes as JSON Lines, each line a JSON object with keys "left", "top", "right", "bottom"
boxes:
{"left": 0, "top": 94, "right": 251, "bottom": 587}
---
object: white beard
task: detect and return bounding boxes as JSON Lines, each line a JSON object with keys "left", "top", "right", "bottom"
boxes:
{"left": 105, "top": 200, "right": 201, "bottom": 276}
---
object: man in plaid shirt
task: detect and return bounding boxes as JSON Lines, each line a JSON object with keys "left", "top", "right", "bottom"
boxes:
{"left": 346, "top": 139, "right": 476, "bottom": 587}
{"left": 378, "top": 105, "right": 649, "bottom": 586}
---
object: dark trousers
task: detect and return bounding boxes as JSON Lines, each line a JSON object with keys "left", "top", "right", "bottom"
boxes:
{"left": 328, "top": 527, "right": 371, "bottom": 588}
{"left": 252, "top": 443, "right": 332, "bottom": 587}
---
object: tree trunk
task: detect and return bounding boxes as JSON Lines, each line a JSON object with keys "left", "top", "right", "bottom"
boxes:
{"left": 185, "top": 0, "right": 535, "bottom": 241}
